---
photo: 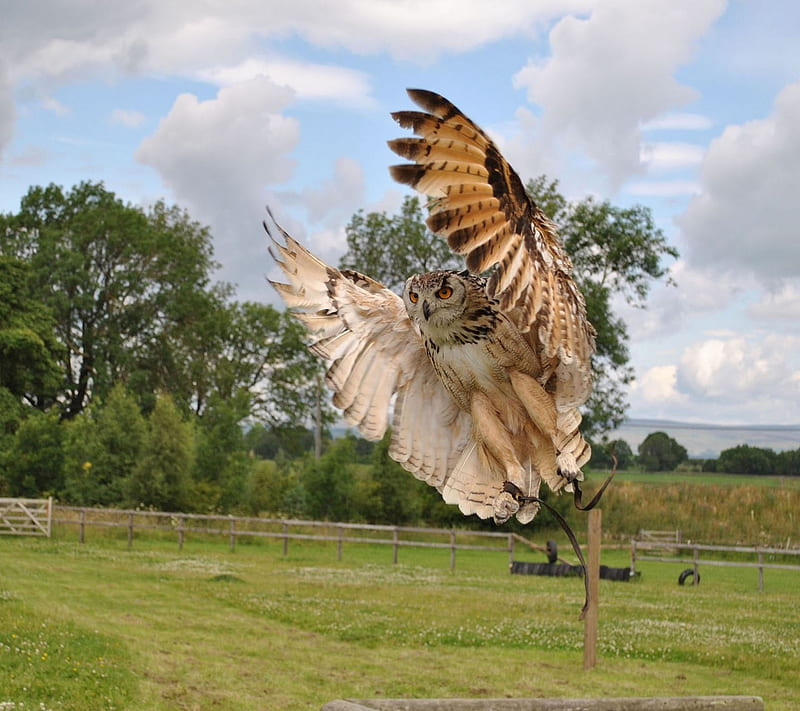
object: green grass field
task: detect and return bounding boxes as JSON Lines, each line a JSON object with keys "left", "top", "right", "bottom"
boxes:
{"left": 1, "top": 533, "right": 798, "bottom": 710}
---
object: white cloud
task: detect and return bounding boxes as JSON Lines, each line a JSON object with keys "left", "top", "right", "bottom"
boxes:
{"left": 677, "top": 335, "right": 800, "bottom": 401}
{"left": 632, "top": 365, "right": 686, "bottom": 404}
{"left": 513, "top": 0, "right": 725, "bottom": 187}
{"left": 642, "top": 113, "right": 713, "bottom": 132}
{"left": 296, "top": 156, "right": 366, "bottom": 224}
{"left": 679, "top": 81, "right": 800, "bottom": 281}
{"left": 136, "top": 76, "right": 300, "bottom": 300}
{"left": 619, "top": 260, "right": 744, "bottom": 342}
{"left": 640, "top": 142, "right": 705, "bottom": 172}
{"left": 110, "top": 108, "right": 146, "bottom": 128}
{"left": 625, "top": 179, "right": 700, "bottom": 197}
{"left": 748, "top": 281, "right": 800, "bottom": 322}
{"left": 0, "top": 60, "right": 15, "bottom": 160}
{"left": 41, "top": 96, "right": 70, "bottom": 116}
{"left": 197, "top": 57, "right": 375, "bottom": 107}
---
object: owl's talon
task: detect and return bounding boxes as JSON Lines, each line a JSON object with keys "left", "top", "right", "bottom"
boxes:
{"left": 556, "top": 452, "right": 579, "bottom": 482}
{"left": 493, "top": 491, "right": 519, "bottom": 525}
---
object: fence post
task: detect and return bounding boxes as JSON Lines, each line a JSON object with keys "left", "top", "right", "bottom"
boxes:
{"left": 127, "top": 512, "right": 134, "bottom": 549}
{"left": 449, "top": 530, "right": 456, "bottom": 571}
{"left": 337, "top": 526, "right": 343, "bottom": 561}
{"left": 508, "top": 534, "right": 515, "bottom": 567}
{"left": 630, "top": 539, "right": 637, "bottom": 576}
{"left": 692, "top": 545, "right": 700, "bottom": 585}
{"left": 229, "top": 517, "right": 236, "bottom": 552}
{"left": 392, "top": 528, "right": 399, "bottom": 564}
{"left": 46, "top": 497, "right": 53, "bottom": 538}
{"left": 583, "top": 508, "right": 602, "bottom": 670}
{"left": 282, "top": 522, "right": 289, "bottom": 556}
{"left": 178, "top": 516, "right": 185, "bottom": 551}
{"left": 79, "top": 509, "right": 86, "bottom": 544}
{"left": 757, "top": 551, "right": 764, "bottom": 591}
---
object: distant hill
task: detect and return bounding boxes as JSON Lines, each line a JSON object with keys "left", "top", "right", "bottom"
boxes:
{"left": 608, "top": 418, "right": 800, "bottom": 459}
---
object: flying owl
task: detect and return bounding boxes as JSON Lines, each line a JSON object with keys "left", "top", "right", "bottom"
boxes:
{"left": 267, "top": 88, "right": 595, "bottom": 525}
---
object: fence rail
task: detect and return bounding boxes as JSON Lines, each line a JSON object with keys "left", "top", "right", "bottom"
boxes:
{"left": 52, "top": 505, "right": 535, "bottom": 570}
{"left": 0, "top": 497, "right": 52, "bottom": 536}
{"left": 631, "top": 539, "right": 800, "bottom": 590}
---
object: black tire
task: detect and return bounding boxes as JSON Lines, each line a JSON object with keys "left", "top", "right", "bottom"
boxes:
{"left": 545, "top": 539, "right": 558, "bottom": 564}
{"left": 678, "top": 568, "right": 700, "bottom": 585}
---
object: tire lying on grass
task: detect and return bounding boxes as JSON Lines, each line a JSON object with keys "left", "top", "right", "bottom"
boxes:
{"left": 678, "top": 568, "right": 700, "bottom": 585}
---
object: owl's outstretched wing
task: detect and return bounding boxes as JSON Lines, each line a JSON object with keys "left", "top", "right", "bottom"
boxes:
{"left": 265, "top": 214, "right": 498, "bottom": 519}
{"left": 388, "top": 88, "right": 595, "bottom": 410}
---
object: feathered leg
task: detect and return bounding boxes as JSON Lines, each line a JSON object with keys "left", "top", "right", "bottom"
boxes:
{"left": 508, "top": 370, "right": 585, "bottom": 490}
{"left": 469, "top": 391, "right": 527, "bottom": 524}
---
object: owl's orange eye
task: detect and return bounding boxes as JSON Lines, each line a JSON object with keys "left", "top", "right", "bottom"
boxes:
{"left": 436, "top": 286, "right": 453, "bottom": 299}
{"left": 408, "top": 291, "right": 419, "bottom": 303}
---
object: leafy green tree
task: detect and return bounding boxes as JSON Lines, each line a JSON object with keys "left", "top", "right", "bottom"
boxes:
{"left": 638, "top": 431, "right": 688, "bottom": 472}
{"left": 340, "top": 196, "right": 462, "bottom": 292}
{"left": 0, "top": 388, "right": 24, "bottom": 494}
{"left": 243, "top": 459, "right": 287, "bottom": 516}
{"left": 717, "top": 445, "right": 777, "bottom": 476}
{"left": 300, "top": 437, "right": 357, "bottom": 520}
{"left": 526, "top": 176, "right": 678, "bottom": 434}
{"left": 245, "top": 424, "right": 318, "bottom": 460}
{"left": 776, "top": 449, "right": 800, "bottom": 476}
{"left": 192, "top": 390, "right": 253, "bottom": 511}
{"left": 257, "top": 311, "right": 334, "bottom": 434}
{"left": 127, "top": 394, "right": 194, "bottom": 510}
{"left": 0, "top": 257, "right": 63, "bottom": 410}
{"left": 4, "top": 411, "right": 64, "bottom": 496}
{"left": 0, "top": 182, "right": 221, "bottom": 418}
{"left": 589, "top": 438, "right": 633, "bottom": 470}
{"left": 62, "top": 383, "right": 146, "bottom": 506}
{"left": 366, "top": 432, "right": 421, "bottom": 524}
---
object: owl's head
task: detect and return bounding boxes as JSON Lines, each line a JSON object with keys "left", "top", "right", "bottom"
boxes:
{"left": 402, "top": 270, "right": 477, "bottom": 337}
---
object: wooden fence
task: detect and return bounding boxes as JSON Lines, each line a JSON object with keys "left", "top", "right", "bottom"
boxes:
{"left": 630, "top": 539, "right": 800, "bottom": 590}
{"left": 52, "top": 505, "right": 549, "bottom": 570}
{"left": 0, "top": 497, "right": 53, "bottom": 536}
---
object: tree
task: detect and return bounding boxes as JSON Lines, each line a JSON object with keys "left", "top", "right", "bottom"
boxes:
{"left": 717, "top": 445, "right": 777, "bottom": 476}
{"left": 0, "top": 256, "right": 63, "bottom": 410}
{"left": 0, "top": 182, "right": 221, "bottom": 418}
{"left": 340, "top": 196, "right": 462, "bottom": 292}
{"left": 526, "top": 176, "right": 678, "bottom": 434}
{"left": 261, "top": 312, "right": 335, "bottom": 458}
{"left": 4, "top": 411, "right": 64, "bottom": 496}
{"left": 589, "top": 438, "right": 634, "bottom": 470}
{"left": 300, "top": 437, "right": 357, "bottom": 520}
{"left": 192, "top": 389, "right": 253, "bottom": 511}
{"left": 62, "top": 383, "right": 146, "bottom": 506}
{"left": 127, "top": 394, "right": 194, "bottom": 510}
{"left": 638, "top": 431, "right": 688, "bottom": 472}
{"left": 364, "top": 432, "right": 421, "bottom": 525}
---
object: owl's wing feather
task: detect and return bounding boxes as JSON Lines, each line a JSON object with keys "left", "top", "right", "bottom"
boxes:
{"left": 265, "top": 214, "right": 497, "bottom": 516}
{"left": 388, "top": 88, "right": 595, "bottom": 410}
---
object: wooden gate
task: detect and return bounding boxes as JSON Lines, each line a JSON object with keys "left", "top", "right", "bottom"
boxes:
{"left": 0, "top": 497, "right": 53, "bottom": 537}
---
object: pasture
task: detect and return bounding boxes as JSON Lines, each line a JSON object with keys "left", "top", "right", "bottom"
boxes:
{"left": 1, "top": 531, "right": 798, "bottom": 710}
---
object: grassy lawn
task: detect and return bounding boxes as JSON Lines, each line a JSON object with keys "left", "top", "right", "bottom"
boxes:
{"left": 599, "top": 469, "right": 800, "bottom": 489}
{"left": 1, "top": 533, "right": 798, "bottom": 710}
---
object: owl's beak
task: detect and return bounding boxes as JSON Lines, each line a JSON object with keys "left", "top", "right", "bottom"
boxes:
{"left": 422, "top": 300, "right": 431, "bottom": 321}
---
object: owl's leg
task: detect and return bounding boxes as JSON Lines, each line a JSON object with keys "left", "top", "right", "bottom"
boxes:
{"left": 508, "top": 370, "right": 581, "bottom": 490}
{"left": 469, "top": 392, "right": 525, "bottom": 525}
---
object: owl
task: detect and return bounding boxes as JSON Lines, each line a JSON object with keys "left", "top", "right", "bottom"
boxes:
{"left": 267, "top": 89, "right": 595, "bottom": 525}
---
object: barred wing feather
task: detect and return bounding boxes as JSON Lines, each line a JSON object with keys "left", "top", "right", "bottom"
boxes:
{"left": 388, "top": 88, "right": 595, "bottom": 411}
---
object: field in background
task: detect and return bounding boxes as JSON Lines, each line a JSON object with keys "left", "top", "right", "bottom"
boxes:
{"left": 1, "top": 535, "right": 798, "bottom": 710}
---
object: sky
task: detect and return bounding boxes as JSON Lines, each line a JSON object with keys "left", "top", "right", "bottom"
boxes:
{"left": 1, "top": 0, "right": 799, "bottom": 428}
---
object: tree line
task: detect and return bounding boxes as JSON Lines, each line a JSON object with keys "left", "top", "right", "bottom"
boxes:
{"left": 592, "top": 431, "right": 800, "bottom": 476}
{"left": 2, "top": 177, "right": 684, "bottom": 524}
